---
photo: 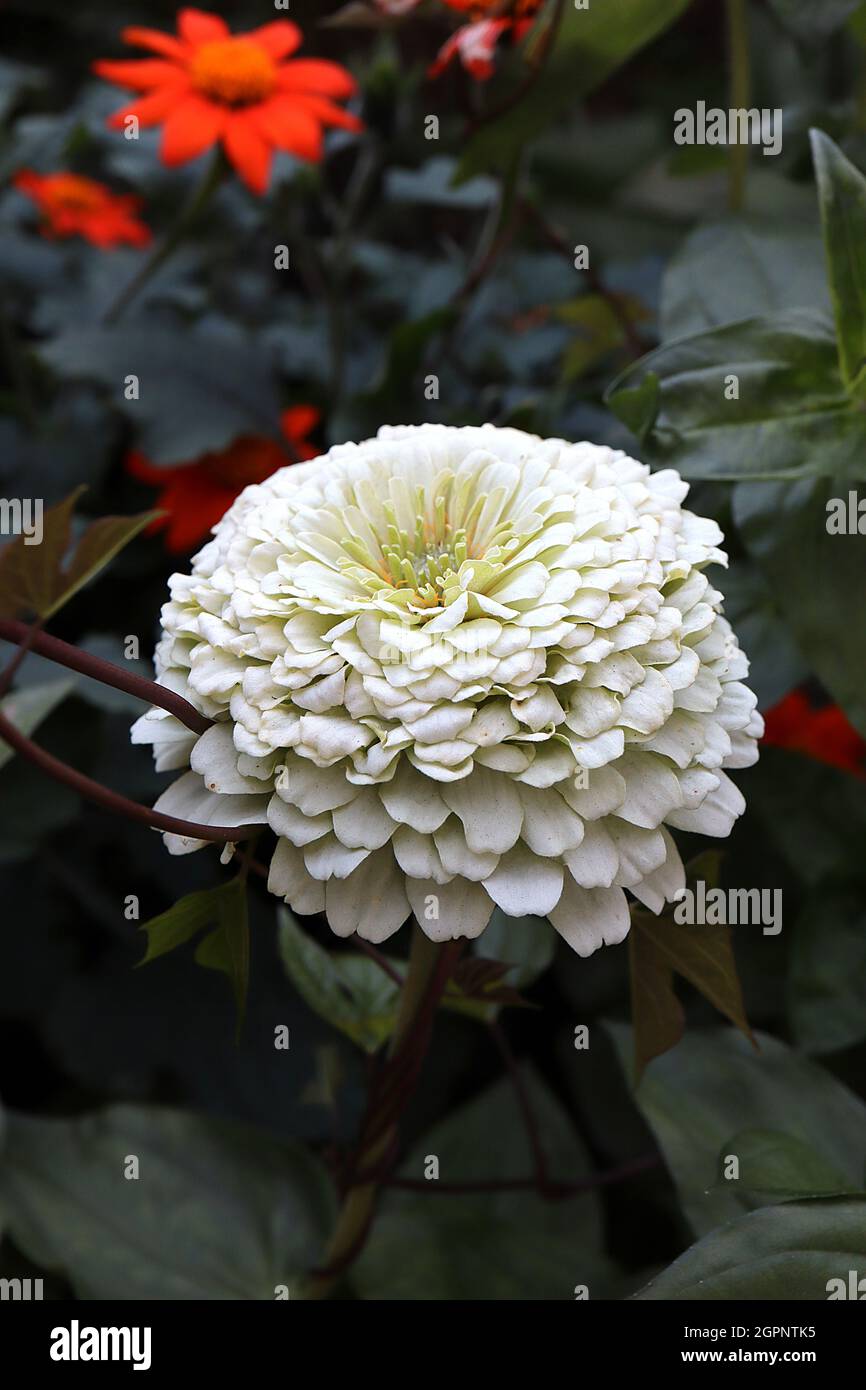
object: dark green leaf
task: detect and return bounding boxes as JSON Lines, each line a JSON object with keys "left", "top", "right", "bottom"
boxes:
{"left": 0, "top": 1105, "right": 334, "bottom": 1299}
{"left": 811, "top": 129, "right": 866, "bottom": 395}
{"left": 637, "top": 1197, "right": 866, "bottom": 1299}
{"left": 768, "top": 0, "right": 862, "bottom": 42}
{"left": 789, "top": 881, "right": 866, "bottom": 1054}
{"left": 611, "top": 1026, "right": 866, "bottom": 1234}
{"left": 718, "top": 1128, "right": 854, "bottom": 1197}
{"left": 458, "top": 0, "right": 693, "bottom": 181}
{"left": 734, "top": 477, "right": 866, "bottom": 737}
{"left": 606, "top": 310, "right": 866, "bottom": 481}
{"left": 278, "top": 907, "right": 399, "bottom": 1053}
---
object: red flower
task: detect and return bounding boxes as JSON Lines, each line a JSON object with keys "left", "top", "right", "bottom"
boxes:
{"left": 762, "top": 688, "right": 866, "bottom": 779}
{"left": 13, "top": 170, "right": 151, "bottom": 248}
{"left": 430, "top": 2, "right": 540, "bottom": 81}
{"left": 93, "top": 8, "right": 362, "bottom": 196}
{"left": 127, "top": 406, "right": 321, "bottom": 553}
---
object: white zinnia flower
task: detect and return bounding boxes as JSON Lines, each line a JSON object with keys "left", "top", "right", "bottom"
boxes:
{"left": 132, "top": 425, "right": 763, "bottom": 956}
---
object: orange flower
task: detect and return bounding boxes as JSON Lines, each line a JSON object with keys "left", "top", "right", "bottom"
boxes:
{"left": 442, "top": 0, "right": 541, "bottom": 15}
{"left": 127, "top": 406, "right": 321, "bottom": 552}
{"left": 13, "top": 170, "right": 151, "bottom": 248}
{"left": 430, "top": 1, "right": 541, "bottom": 80}
{"left": 93, "top": 8, "right": 362, "bottom": 196}
{"left": 762, "top": 688, "right": 866, "bottom": 779}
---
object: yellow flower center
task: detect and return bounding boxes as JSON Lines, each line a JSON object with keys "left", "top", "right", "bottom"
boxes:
{"left": 190, "top": 38, "right": 277, "bottom": 107}
{"left": 47, "top": 175, "right": 105, "bottom": 212}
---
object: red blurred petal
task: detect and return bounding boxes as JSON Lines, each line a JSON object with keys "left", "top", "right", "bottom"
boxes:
{"left": 248, "top": 20, "right": 303, "bottom": 60}
{"left": 251, "top": 98, "right": 322, "bottom": 160}
{"left": 121, "top": 26, "right": 189, "bottom": 60}
{"left": 223, "top": 110, "right": 274, "bottom": 194}
{"left": 160, "top": 95, "right": 225, "bottom": 165}
{"left": 177, "top": 8, "right": 230, "bottom": 46}
{"left": 276, "top": 59, "right": 357, "bottom": 98}
{"left": 294, "top": 95, "right": 363, "bottom": 132}
{"left": 281, "top": 405, "right": 321, "bottom": 444}
{"left": 107, "top": 85, "right": 190, "bottom": 130}
{"left": 91, "top": 59, "right": 185, "bottom": 91}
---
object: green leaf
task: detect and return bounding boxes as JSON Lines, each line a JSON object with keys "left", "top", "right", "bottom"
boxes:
{"left": 0, "top": 677, "right": 76, "bottom": 772}
{"left": 718, "top": 1128, "right": 854, "bottom": 1198}
{"left": 353, "top": 1069, "right": 615, "bottom": 1299}
{"left": 0, "top": 489, "right": 158, "bottom": 621}
{"left": 628, "top": 892, "right": 753, "bottom": 1084}
{"left": 636, "top": 1197, "right": 866, "bottom": 1299}
{"left": 811, "top": 129, "right": 866, "bottom": 397}
{"left": 734, "top": 477, "right": 866, "bottom": 738}
{"left": 605, "top": 371, "right": 659, "bottom": 443}
{"left": 789, "top": 881, "right": 866, "bottom": 1054}
{"left": 42, "top": 323, "right": 284, "bottom": 466}
{"left": 557, "top": 293, "right": 648, "bottom": 380}
{"left": 0, "top": 1105, "right": 334, "bottom": 1299}
{"left": 278, "top": 907, "right": 400, "bottom": 1053}
{"left": 457, "top": 0, "right": 693, "bottom": 181}
{"left": 610, "top": 1026, "right": 866, "bottom": 1235}
{"left": 660, "top": 218, "right": 828, "bottom": 341}
{"left": 195, "top": 877, "right": 250, "bottom": 1039}
{"left": 140, "top": 880, "right": 251, "bottom": 1031}
{"left": 606, "top": 309, "right": 866, "bottom": 481}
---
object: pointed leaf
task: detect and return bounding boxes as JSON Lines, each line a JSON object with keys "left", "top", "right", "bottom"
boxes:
{"left": 811, "top": 129, "right": 866, "bottom": 396}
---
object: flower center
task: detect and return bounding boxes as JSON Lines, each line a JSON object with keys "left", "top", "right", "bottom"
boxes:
{"left": 190, "top": 38, "right": 277, "bottom": 106}
{"left": 47, "top": 175, "right": 105, "bottom": 212}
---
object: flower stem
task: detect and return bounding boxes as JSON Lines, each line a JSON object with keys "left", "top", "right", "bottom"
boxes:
{"left": 303, "top": 924, "right": 463, "bottom": 1299}
{"left": 103, "top": 150, "right": 226, "bottom": 325}
{"left": 0, "top": 618, "right": 211, "bottom": 734}
{"left": 726, "top": 0, "right": 751, "bottom": 213}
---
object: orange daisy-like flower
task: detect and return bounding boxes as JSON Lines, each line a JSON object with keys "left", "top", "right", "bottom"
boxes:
{"left": 127, "top": 406, "right": 321, "bottom": 553}
{"left": 93, "top": 8, "right": 362, "bottom": 196}
{"left": 442, "top": 0, "right": 542, "bottom": 15}
{"left": 14, "top": 170, "right": 151, "bottom": 249}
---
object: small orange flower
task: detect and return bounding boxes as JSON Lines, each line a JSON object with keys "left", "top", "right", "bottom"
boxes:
{"left": 14, "top": 170, "right": 151, "bottom": 248}
{"left": 431, "top": 1, "right": 542, "bottom": 80}
{"left": 762, "top": 688, "right": 866, "bottom": 779}
{"left": 93, "top": 8, "right": 362, "bottom": 196}
{"left": 442, "top": 0, "right": 541, "bottom": 15}
{"left": 127, "top": 406, "right": 321, "bottom": 553}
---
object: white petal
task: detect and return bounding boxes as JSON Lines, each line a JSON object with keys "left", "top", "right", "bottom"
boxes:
{"left": 563, "top": 820, "right": 619, "bottom": 889}
{"left": 268, "top": 839, "right": 325, "bottom": 914}
{"left": 303, "top": 833, "right": 370, "bottom": 881}
{"left": 482, "top": 844, "right": 564, "bottom": 917}
{"left": 434, "top": 817, "right": 499, "bottom": 881}
{"left": 628, "top": 828, "right": 685, "bottom": 912}
{"left": 326, "top": 850, "right": 409, "bottom": 942}
{"left": 332, "top": 788, "right": 397, "bottom": 850}
{"left": 666, "top": 771, "right": 745, "bottom": 836}
{"left": 379, "top": 760, "right": 450, "bottom": 831}
{"left": 517, "top": 784, "right": 584, "bottom": 856}
{"left": 549, "top": 882, "right": 631, "bottom": 958}
{"left": 443, "top": 767, "right": 524, "bottom": 855}
{"left": 406, "top": 877, "right": 494, "bottom": 941}
{"left": 267, "top": 792, "right": 330, "bottom": 846}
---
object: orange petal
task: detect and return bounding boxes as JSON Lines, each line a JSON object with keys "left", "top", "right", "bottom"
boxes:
{"left": 248, "top": 20, "right": 303, "bottom": 60}
{"left": 223, "top": 111, "right": 274, "bottom": 194}
{"left": 121, "top": 26, "right": 189, "bottom": 60}
{"left": 107, "top": 84, "right": 189, "bottom": 130}
{"left": 178, "top": 8, "right": 230, "bottom": 46}
{"left": 160, "top": 95, "right": 225, "bottom": 165}
{"left": 295, "top": 95, "right": 363, "bottom": 132}
{"left": 13, "top": 170, "right": 42, "bottom": 196}
{"left": 251, "top": 98, "right": 322, "bottom": 161}
{"left": 277, "top": 59, "right": 357, "bottom": 98}
{"left": 281, "top": 405, "right": 321, "bottom": 442}
{"left": 92, "top": 59, "right": 185, "bottom": 91}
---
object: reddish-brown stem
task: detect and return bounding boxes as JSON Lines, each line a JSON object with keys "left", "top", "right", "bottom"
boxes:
{"left": 0, "top": 618, "right": 212, "bottom": 735}
{"left": 385, "top": 1152, "right": 662, "bottom": 1199}
{"left": 0, "top": 706, "right": 263, "bottom": 844}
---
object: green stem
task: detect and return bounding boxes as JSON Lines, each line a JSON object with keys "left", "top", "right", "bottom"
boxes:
{"left": 726, "top": 0, "right": 751, "bottom": 213}
{"left": 103, "top": 150, "right": 226, "bottom": 325}
{"left": 302, "top": 924, "right": 462, "bottom": 1299}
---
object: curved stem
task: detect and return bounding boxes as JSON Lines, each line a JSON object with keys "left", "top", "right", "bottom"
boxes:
{"left": 303, "top": 924, "right": 463, "bottom": 1299}
{"left": 0, "top": 618, "right": 211, "bottom": 735}
{"left": 726, "top": 0, "right": 751, "bottom": 213}
{"left": 0, "top": 705, "right": 262, "bottom": 843}
{"left": 103, "top": 150, "right": 226, "bottom": 325}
